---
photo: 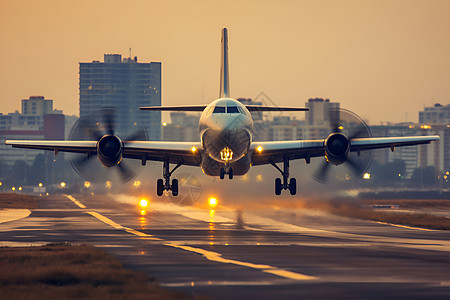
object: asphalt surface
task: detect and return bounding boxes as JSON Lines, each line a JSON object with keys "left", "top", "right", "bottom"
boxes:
{"left": 1, "top": 193, "right": 450, "bottom": 299}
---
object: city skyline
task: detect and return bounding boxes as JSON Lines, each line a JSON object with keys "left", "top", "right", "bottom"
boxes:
{"left": 1, "top": 0, "right": 450, "bottom": 124}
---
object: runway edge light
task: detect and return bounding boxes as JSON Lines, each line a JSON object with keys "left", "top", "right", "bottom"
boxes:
{"left": 208, "top": 197, "right": 218, "bottom": 208}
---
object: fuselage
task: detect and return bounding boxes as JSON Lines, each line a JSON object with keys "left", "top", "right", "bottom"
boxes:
{"left": 199, "top": 98, "right": 253, "bottom": 175}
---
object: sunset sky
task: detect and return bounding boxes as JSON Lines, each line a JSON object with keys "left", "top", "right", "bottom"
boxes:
{"left": 1, "top": 0, "right": 449, "bottom": 124}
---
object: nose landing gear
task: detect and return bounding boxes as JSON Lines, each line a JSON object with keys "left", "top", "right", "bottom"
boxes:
{"left": 157, "top": 157, "right": 182, "bottom": 196}
{"left": 271, "top": 155, "right": 297, "bottom": 196}
{"left": 219, "top": 166, "right": 233, "bottom": 180}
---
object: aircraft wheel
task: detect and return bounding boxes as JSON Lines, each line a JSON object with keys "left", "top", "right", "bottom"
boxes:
{"left": 228, "top": 168, "right": 233, "bottom": 180}
{"left": 289, "top": 178, "right": 297, "bottom": 195}
{"left": 172, "top": 179, "right": 179, "bottom": 196}
{"left": 157, "top": 179, "right": 164, "bottom": 196}
{"left": 220, "top": 168, "right": 225, "bottom": 180}
{"left": 275, "top": 178, "right": 282, "bottom": 195}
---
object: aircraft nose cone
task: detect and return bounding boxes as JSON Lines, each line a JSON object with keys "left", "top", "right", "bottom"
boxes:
{"left": 202, "top": 116, "right": 251, "bottom": 163}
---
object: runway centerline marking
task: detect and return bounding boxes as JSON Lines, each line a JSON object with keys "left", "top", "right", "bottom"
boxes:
{"left": 165, "top": 243, "right": 318, "bottom": 281}
{"left": 374, "top": 221, "right": 436, "bottom": 231}
{"left": 65, "top": 195, "right": 318, "bottom": 281}
{"left": 86, "top": 211, "right": 161, "bottom": 241}
{"left": 65, "top": 195, "right": 87, "bottom": 209}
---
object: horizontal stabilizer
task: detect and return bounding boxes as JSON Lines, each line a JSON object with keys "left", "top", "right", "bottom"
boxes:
{"left": 245, "top": 106, "right": 309, "bottom": 112}
{"left": 140, "top": 105, "right": 207, "bottom": 111}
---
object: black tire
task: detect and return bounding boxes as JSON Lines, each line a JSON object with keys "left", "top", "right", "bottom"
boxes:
{"left": 229, "top": 168, "right": 233, "bottom": 180}
{"left": 275, "top": 178, "right": 282, "bottom": 195}
{"left": 157, "top": 179, "right": 164, "bottom": 196}
{"left": 172, "top": 179, "right": 179, "bottom": 196}
{"left": 289, "top": 178, "right": 297, "bottom": 195}
{"left": 220, "top": 168, "right": 225, "bottom": 180}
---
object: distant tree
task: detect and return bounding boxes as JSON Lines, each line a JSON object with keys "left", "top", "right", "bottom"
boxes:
{"left": 28, "top": 154, "right": 46, "bottom": 185}
{"left": 409, "top": 166, "right": 437, "bottom": 187}
{"left": 0, "top": 160, "right": 8, "bottom": 179}
{"left": 371, "top": 159, "right": 406, "bottom": 186}
{"left": 9, "top": 160, "right": 27, "bottom": 186}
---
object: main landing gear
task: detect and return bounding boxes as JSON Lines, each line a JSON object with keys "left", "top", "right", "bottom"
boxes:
{"left": 270, "top": 155, "right": 296, "bottom": 196}
{"left": 157, "top": 157, "right": 182, "bottom": 197}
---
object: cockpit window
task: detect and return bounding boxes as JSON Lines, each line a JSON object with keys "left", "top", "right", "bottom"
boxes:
{"left": 213, "top": 106, "right": 226, "bottom": 113}
{"left": 227, "top": 106, "right": 239, "bottom": 113}
{"left": 237, "top": 106, "right": 246, "bottom": 115}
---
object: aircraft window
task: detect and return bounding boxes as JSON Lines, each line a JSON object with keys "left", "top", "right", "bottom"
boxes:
{"left": 206, "top": 106, "right": 214, "bottom": 116}
{"left": 237, "top": 106, "right": 246, "bottom": 115}
{"left": 227, "top": 106, "right": 239, "bottom": 113}
{"left": 213, "top": 106, "right": 226, "bottom": 113}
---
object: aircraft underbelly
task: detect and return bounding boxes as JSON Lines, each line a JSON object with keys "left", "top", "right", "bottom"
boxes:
{"left": 200, "top": 154, "right": 251, "bottom": 176}
{"left": 202, "top": 128, "right": 251, "bottom": 163}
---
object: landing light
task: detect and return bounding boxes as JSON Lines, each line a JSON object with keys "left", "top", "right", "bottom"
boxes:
{"left": 38, "top": 183, "right": 43, "bottom": 187}
{"left": 84, "top": 181, "right": 91, "bottom": 188}
{"left": 363, "top": 173, "right": 371, "bottom": 180}
{"left": 220, "top": 147, "right": 233, "bottom": 162}
{"left": 60, "top": 182, "right": 66, "bottom": 188}
{"left": 208, "top": 197, "right": 218, "bottom": 208}
{"left": 256, "top": 145, "right": 263, "bottom": 153}
{"left": 191, "top": 146, "right": 197, "bottom": 152}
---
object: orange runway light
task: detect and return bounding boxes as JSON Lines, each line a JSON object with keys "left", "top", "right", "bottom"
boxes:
{"left": 139, "top": 198, "right": 149, "bottom": 208}
{"left": 208, "top": 197, "right": 218, "bottom": 208}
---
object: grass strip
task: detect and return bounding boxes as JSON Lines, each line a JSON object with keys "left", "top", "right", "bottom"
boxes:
{"left": 0, "top": 243, "right": 209, "bottom": 300}
{"left": 0, "top": 193, "right": 38, "bottom": 209}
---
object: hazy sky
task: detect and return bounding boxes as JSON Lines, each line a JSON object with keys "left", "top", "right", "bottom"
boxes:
{"left": 1, "top": 0, "right": 449, "bottom": 124}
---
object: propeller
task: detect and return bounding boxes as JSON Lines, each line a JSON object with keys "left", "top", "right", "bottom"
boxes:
{"left": 313, "top": 108, "right": 373, "bottom": 183}
{"left": 68, "top": 108, "right": 148, "bottom": 183}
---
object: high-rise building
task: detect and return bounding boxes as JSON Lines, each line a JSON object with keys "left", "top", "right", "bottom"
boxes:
{"left": 22, "top": 96, "right": 53, "bottom": 115}
{"left": 305, "top": 98, "right": 339, "bottom": 126}
{"left": 0, "top": 97, "right": 64, "bottom": 167}
{"left": 419, "top": 103, "right": 450, "bottom": 124}
{"left": 79, "top": 54, "right": 161, "bottom": 140}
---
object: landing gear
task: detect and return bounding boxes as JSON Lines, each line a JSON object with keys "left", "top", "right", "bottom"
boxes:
{"left": 275, "top": 178, "right": 282, "bottom": 195}
{"left": 270, "top": 155, "right": 297, "bottom": 196}
{"left": 220, "top": 167, "right": 233, "bottom": 180}
{"left": 156, "top": 157, "right": 182, "bottom": 197}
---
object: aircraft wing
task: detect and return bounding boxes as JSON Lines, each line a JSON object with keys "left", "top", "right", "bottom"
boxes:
{"left": 140, "top": 105, "right": 309, "bottom": 112}
{"left": 250, "top": 135, "right": 440, "bottom": 166}
{"left": 5, "top": 140, "right": 203, "bottom": 166}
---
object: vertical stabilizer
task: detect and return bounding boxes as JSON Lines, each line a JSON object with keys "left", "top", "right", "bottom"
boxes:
{"left": 219, "top": 28, "right": 230, "bottom": 98}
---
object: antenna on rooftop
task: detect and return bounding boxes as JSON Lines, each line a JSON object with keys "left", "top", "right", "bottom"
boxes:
{"left": 129, "top": 48, "right": 132, "bottom": 58}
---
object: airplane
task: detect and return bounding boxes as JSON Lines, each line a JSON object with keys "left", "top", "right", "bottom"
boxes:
{"left": 5, "top": 28, "right": 440, "bottom": 196}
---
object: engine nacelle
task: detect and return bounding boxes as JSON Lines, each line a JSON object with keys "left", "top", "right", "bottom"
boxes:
{"left": 324, "top": 133, "right": 350, "bottom": 166}
{"left": 97, "top": 135, "right": 123, "bottom": 167}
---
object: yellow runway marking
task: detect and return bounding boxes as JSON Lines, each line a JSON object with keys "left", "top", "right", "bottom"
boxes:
{"left": 87, "top": 211, "right": 161, "bottom": 240}
{"left": 166, "top": 243, "right": 317, "bottom": 281}
{"left": 375, "top": 221, "right": 436, "bottom": 232}
{"left": 67, "top": 195, "right": 317, "bottom": 281}
{"left": 0, "top": 209, "right": 31, "bottom": 224}
{"left": 65, "top": 195, "right": 87, "bottom": 209}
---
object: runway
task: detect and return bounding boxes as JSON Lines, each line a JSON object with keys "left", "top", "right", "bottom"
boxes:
{"left": 1, "top": 193, "right": 450, "bottom": 299}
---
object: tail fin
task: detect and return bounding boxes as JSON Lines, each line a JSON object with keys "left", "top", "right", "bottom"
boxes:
{"left": 219, "top": 28, "right": 230, "bottom": 98}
